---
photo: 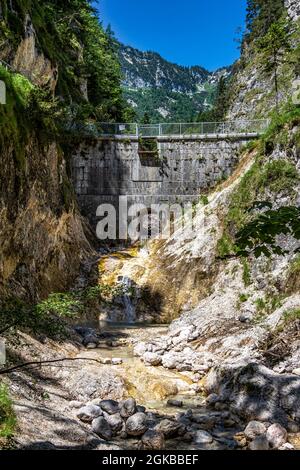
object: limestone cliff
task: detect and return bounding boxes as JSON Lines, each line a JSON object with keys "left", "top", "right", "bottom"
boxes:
{"left": 0, "top": 136, "right": 93, "bottom": 301}
{"left": 227, "top": 0, "right": 299, "bottom": 121}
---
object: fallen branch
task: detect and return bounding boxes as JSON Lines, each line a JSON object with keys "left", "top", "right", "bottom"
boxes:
{"left": 0, "top": 357, "right": 103, "bottom": 375}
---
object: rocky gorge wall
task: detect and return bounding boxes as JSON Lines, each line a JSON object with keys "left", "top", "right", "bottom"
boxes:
{"left": 72, "top": 136, "right": 251, "bottom": 229}
{"left": 0, "top": 137, "right": 93, "bottom": 302}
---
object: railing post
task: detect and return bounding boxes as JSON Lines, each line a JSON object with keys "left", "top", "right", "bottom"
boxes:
{"left": 136, "top": 123, "right": 139, "bottom": 137}
{"left": 159, "top": 123, "right": 162, "bottom": 136}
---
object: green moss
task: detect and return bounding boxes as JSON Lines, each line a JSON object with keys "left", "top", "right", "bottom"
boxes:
{"left": 217, "top": 234, "right": 236, "bottom": 258}
{"left": 200, "top": 195, "right": 209, "bottom": 205}
{"left": 0, "top": 66, "right": 34, "bottom": 169}
{"left": 242, "top": 258, "right": 251, "bottom": 286}
{"left": 0, "top": 384, "right": 16, "bottom": 443}
{"left": 283, "top": 308, "right": 300, "bottom": 324}
{"left": 289, "top": 255, "right": 300, "bottom": 275}
{"left": 253, "top": 294, "right": 285, "bottom": 324}
{"left": 239, "top": 293, "right": 249, "bottom": 303}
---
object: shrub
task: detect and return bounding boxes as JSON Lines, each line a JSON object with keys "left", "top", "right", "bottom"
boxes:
{"left": 0, "top": 384, "right": 16, "bottom": 443}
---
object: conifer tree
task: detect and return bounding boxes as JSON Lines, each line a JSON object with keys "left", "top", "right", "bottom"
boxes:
{"left": 257, "top": 19, "right": 291, "bottom": 111}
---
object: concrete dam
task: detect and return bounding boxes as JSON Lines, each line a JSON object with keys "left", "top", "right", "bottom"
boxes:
{"left": 71, "top": 121, "right": 268, "bottom": 232}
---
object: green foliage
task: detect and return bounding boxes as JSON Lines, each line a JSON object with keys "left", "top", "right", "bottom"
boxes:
{"left": 226, "top": 159, "right": 299, "bottom": 234}
{"left": 219, "top": 106, "right": 300, "bottom": 259}
{"left": 0, "top": 0, "right": 130, "bottom": 122}
{"left": 36, "top": 293, "right": 82, "bottom": 319}
{"left": 256, "top": 19, "right": 292, "bottom": 110}
{"left": 283, "top": 308, "right": 300, "bottom": 324}
{"left": 245, "top": 0, "right": 285, "bottom": 43}
{"left": 124, "top": 86, "right": 214, "bottom": 123}
{"left": 217, "top": 234, "right": 235, "bottom": 258}
{"left": 242, "top": 258, "right": 252, "bottom": 286}
{"left": 0, "top": 384, "right": 16, "bottom": 441}
{"left": 197, "top": 76, "right": 231, "bottom": 122}
{"left": 200, "top": 195, "right": 209, "bottom": 206}
{"left": 260, "top": 105, "right": 300, "bottom": 153}
{"left": 235, "top": 206, "right": 300, "bottom": 258}
{"left": 289, "top": 255, "right": 300, "bottom": 275}
{"left": 0, "top": 284, "right": 126, "bottom": 338}
{"left": 253, "top": 294, "right": 284, "bottom": 323}
{"left": 239, "top": 293, "right": 250, "bottom": 303}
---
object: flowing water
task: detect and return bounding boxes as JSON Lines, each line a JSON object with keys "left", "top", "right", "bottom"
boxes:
{"left": 120, "top": 276, "right": 136, "bottom": 323}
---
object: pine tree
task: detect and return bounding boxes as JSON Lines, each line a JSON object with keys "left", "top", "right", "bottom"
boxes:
{"left": 257, "top": 19, "right": 291, "bottom": 111}
{"left": 245, "top": 0, "right": 285, "bottom": 41}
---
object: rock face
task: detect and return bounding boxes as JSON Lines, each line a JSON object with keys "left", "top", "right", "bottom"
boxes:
{"left": 285, "top": 0, "right": 300, "bottom": 21}
{"left": 205, "top": 363, "right": 300, "bottom": 426}
{"left": 119, "top": 42, "right": 231, "bottom": 121}
{"left": 0, "top": 137, "right": 92, "bottom": 301}
{"left": 12, "top": 15, "right": 58, "bottom": 94}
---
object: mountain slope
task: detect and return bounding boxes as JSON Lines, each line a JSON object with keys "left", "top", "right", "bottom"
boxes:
{"left": 119, "top": 43, "right": 231, "bottom": 122}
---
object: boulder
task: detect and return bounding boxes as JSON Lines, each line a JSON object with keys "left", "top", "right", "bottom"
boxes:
{"left": 167, "top": 399, "right": 183, "bottom": 407}
{"left": 126, "top": 413, "right": 148, "bottom": 436}
{"left": 141, "top": 430, "right": 165, "bottom": 450}
{"left": 155, "top": 419, "right": 182, "bottom": 438}
{"left": 104, "top": 412, "right": 124, "bottom": 433}
{"left": 206, "top": 393, "right": 220, "bottom": 405}
{"left": 194, "top": 430, "right": 213, "bottom": 444}
{"left": 249, "top": 435, "right": 269, "bottom": 451}
{"left": 278, "top": 442, "right": 294, "bottom": 450}
{"left": 133, "top": 342, "right": 148, "bottom": 357}
{"left": 76, "top": 404, "right": 102, "bottom": 423}
{"left": 99, "top": 399, "right": 120, "bottom": 415}
{"left": 120, "top": 398, "right": 137, "bottom": 418}
{"left": 143, "top": 352, "right": 162, "bottom": 366}
{"left": 244, "top": 421, "right": 267, "bottom": 440}
{"left": 82, "top": 334, "right": 99, "bottom": 348}
{"left": 92, "top": 416, "right": 113, "bottom": 441}
{"left": 266, "top": 423, "right": 288, "bottom": 449}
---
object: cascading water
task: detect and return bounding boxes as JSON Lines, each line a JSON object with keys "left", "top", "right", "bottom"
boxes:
{"left": 119, "top": 276, "right": 136, "bottom": 323}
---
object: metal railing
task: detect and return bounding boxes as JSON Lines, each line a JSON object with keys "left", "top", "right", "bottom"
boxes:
{"left": 86, "top": 120, "right": 270, "bottom": 138}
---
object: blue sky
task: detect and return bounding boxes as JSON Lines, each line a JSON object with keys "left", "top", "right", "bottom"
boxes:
{"left": 93, "top": 0, "right": 247, "bottom": 71}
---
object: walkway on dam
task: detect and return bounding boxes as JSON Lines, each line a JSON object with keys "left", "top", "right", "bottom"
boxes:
{"left": 80, "top": 119, "right": 270, "bottom": 139}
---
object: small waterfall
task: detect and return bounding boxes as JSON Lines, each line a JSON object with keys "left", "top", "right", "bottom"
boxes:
{"left": 119, "top": 276, "right": 136, "bottom": 323}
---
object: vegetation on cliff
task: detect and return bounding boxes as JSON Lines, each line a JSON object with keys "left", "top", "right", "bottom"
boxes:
{"left": 0, "top": 0, "right": 131, "bottom": 122}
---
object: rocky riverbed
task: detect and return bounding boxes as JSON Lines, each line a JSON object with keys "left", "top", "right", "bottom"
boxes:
{"left": 4, "top": 322, "right": 300, "bottom": 451}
